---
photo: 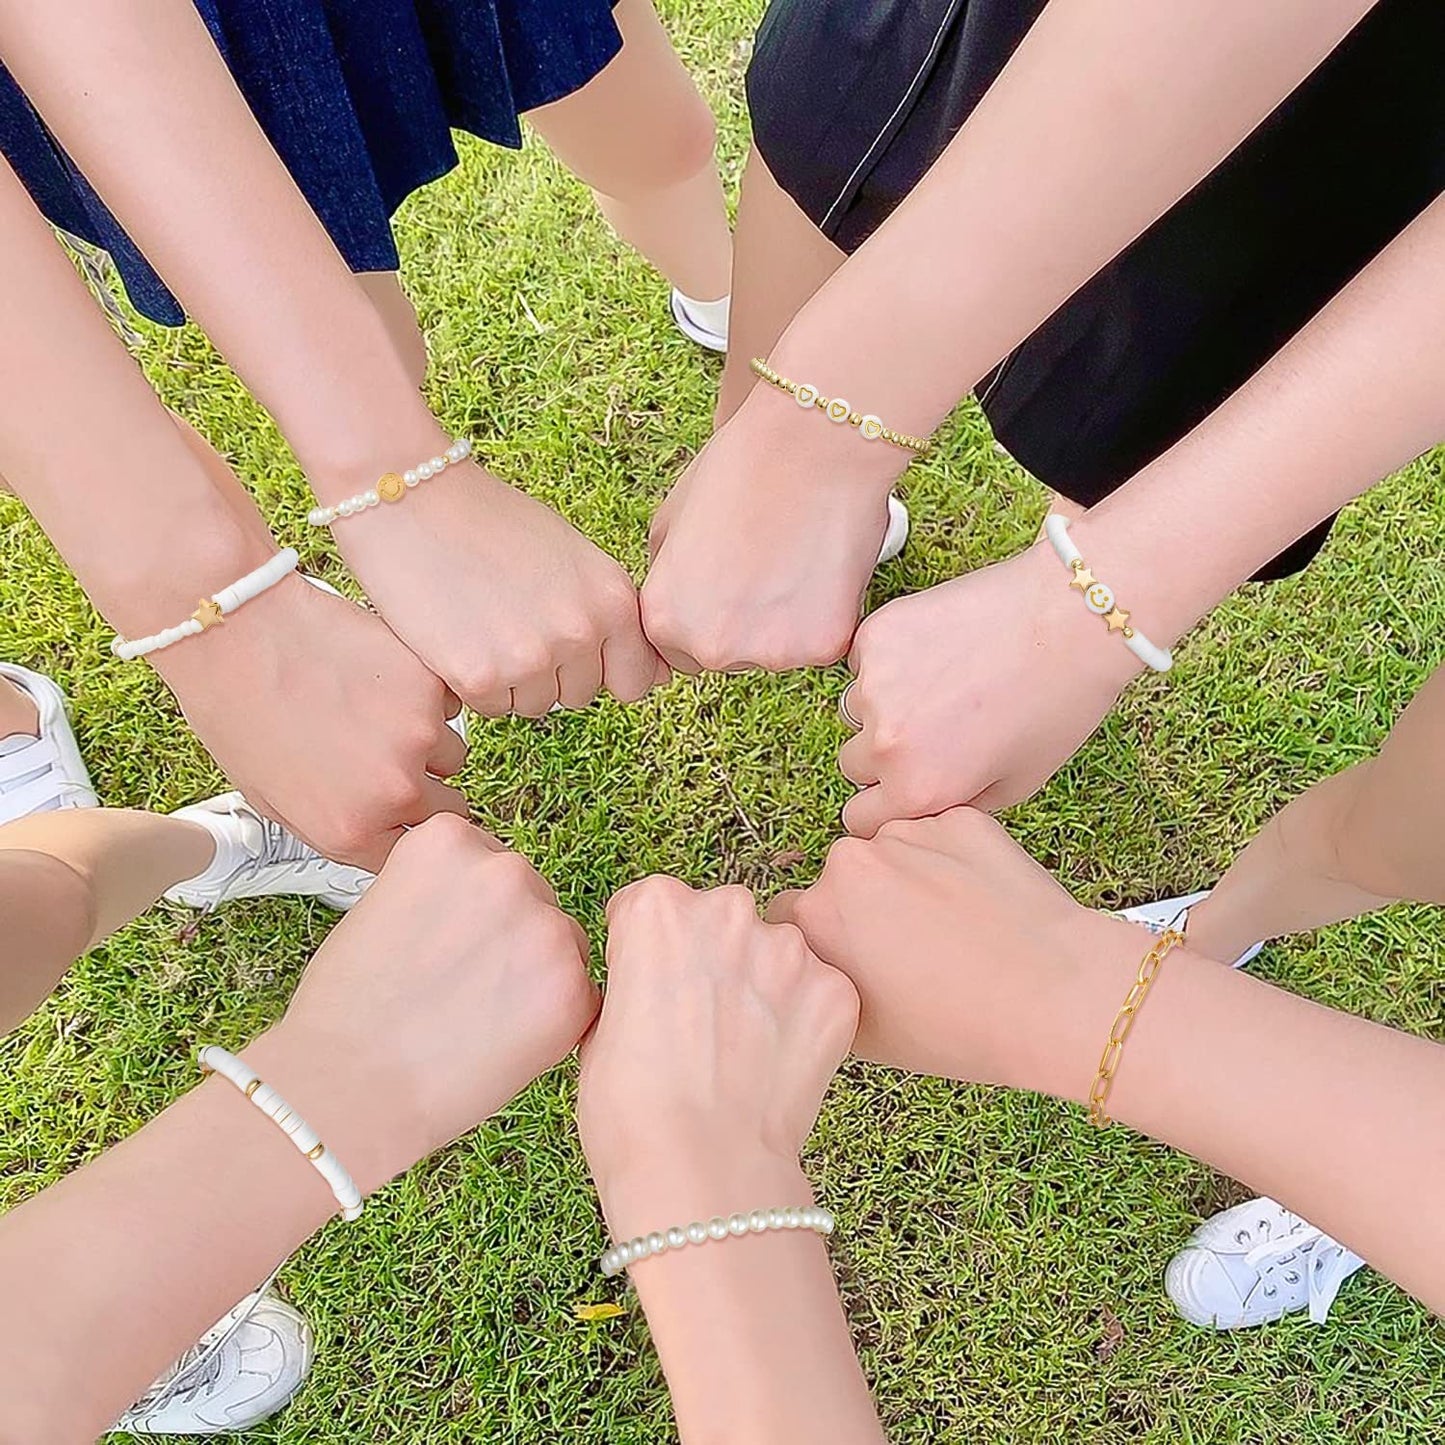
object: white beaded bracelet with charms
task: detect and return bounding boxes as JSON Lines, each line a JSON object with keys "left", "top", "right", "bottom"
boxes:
{"left": 1043, "top": 515, "right": 1174, "bottom": 674}
{"left": 599, "top": 1204, "right": 835, "bottom": 1278}
{"left": 199, "top": 1045, "right": 364, "bottom": 1222}
{"left": 307, "top": 437, "right": 472, "bottom": 526}
{"left": 110, "top": 549, "right": 299, "bottom": 661}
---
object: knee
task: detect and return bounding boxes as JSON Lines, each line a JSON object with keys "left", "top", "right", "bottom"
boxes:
{"left": 609, "top": 92, "right": 718, "bottom": 197}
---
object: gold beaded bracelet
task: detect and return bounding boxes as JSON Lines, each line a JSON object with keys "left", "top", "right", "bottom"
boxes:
{"left": 1088, "top": 927, "right": 1183, "bottom": 1127}
{"left": 749, "top": 358, "right": 934, "bottom": 458}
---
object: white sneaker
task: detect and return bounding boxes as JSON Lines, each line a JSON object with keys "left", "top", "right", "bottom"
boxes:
{"left": 116, "top": 1291, "right": 313, "bottom": 1435}
{"left": 0, "top": 663, "right": 99, "bottom": 824}
{"left": 1166, "top": 1196, "right": 1365, "bottom": 1329}
{"left": 1117, "top": 889, "right": 1264, "bottom": 969}
{"left": 164, "top": 792, "right": 372, "bottom": 911}
{"left": 878, "top": 493, "right": 909, "bottom": 566}
{"left": 670, "top": 288, "right": 729, "bottom": 352}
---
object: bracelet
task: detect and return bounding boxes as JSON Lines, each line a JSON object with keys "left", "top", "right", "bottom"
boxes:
{"left": 749, "top": 358, "right": 933, "bottom": 458}
{"left": 198, "top": 1045, "right": 364, "bottom": 1222}
{"left": 307, "top": 437, "right": 472, "bottom": 526}
{"left": 599, "top": 1203, "right": 835, "bottom": 1278}
{"left": 1088, "top": 928, "right": 1183, "bottom": 1127}
{"left": 110, "top": 550, "right": 299, "bottom": 661}
{"left": 1042, "top": 516, "right": 1174, "bottom": 673}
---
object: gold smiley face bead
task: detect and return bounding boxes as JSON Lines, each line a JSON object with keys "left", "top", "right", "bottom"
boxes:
{"left": 377, "top": 472, "right": 407, "bottom": 503}
{"left": 1084, "top": 582, "right": 1116, "bottom": 616}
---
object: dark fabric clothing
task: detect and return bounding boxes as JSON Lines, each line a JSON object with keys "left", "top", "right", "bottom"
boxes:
{"left": 0, "top": 0, "right": 623, "bottom": 325}
{"left": 748, "top": 0, "right": 1445, "bottom": 579}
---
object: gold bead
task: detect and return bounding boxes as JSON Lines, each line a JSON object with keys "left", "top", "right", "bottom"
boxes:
{"left": 377, "top": 472, "right": 406, "bottom": 503}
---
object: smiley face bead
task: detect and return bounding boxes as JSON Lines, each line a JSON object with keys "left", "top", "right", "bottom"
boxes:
{"left": 1084, "top": 582, "right": 1116, "bottom": 615}
{"left": 376, "top": 472, "right": 407, "bottom": 503}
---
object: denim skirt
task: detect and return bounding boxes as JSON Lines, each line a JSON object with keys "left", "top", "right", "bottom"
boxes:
{"left": 0, "top": 0, "right": 623, "bottom": 325}
{"left": 748, "top": 0, "right": 1445, "bottom": 577}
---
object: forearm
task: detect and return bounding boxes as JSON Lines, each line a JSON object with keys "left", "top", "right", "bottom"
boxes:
{"left": 597, "top": 1149, "right": 883, "bottom": 1444}
{"left": 0, "top": 155, "right": 273, "bottom": 634}
{"left": 1042, "top": 931, "right": 1445, "bottom": 1316}
{"left": 766, "top": 0, "right": 1377, "bottom": 439}
{"left": 0, "top": 1026, "right": 404, "bottom": 1444}
{"left": 0, "top": 1061, "right": 324, "bottom": 1442}
{"left": 0, "top": 1, "right": 445, "bottom": 492}
{"left": 1070, "top": 191, "right": 1445, "bottom": 646}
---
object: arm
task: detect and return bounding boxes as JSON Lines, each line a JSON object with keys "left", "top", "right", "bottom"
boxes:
{"left": 0, "top": 0, "right": 664, "bottom": 716}
{"left": 0, "top": 154, "right": 465, "bottom": 868}
{"left": 774, "top": 809, "right": 1445, "bottom": 1315}
{"left": 839, "top": 190, "right": 1445, "bottom": 834}
{"left": 642, "top": 0, "right": 1381, "bottom": 673}
{"left": 578, "top": 879, "right": 881, "bottom": 1444}
{"left": 0, "top": 817, "right": 598, "bottom": 1444}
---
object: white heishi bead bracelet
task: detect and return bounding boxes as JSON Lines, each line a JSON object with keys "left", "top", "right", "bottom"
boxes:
{"left": 1042, "top": 515, "right": 1174, "bottom": 674}
{"left": 110, "top": 549, "right": 300, "bottom": 662}
{"left": 308, "top": 436, "right": 472, "bottom": 526}
{"left": 198, "top": 1045, "right": 364, "bottom": 1222}
{"left": 599, "top": 1204, "right": 835, "bottom": 1278}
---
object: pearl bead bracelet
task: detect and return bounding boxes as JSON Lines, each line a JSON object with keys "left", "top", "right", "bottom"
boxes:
{"left": 110, "top": 549, "right": 299, "bottom": 661}
{"left": 1043, "top": 515, "right": 1174, "bottom": 674}
{"left": 199, "top": 1045, "right": 364, "bottom": 1222}
{"left": 308, "top": 437, "right": 472, "bottom": 526}
{"left": 599, "top": 1204, "right": 835, "bottom": 1278}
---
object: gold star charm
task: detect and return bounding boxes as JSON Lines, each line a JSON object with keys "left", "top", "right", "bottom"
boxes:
{"left": 192, "top": 597, "right": 225, "bottom": 630}
{"left": 1103, "top": 606, "right": 1132, "bottom": 633}
{"left": 1068, "top": 563, "right": 1097, "bottom": 593}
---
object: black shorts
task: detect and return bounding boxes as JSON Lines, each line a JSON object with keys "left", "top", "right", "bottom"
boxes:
{"left": 748, "top": 0, "right": 1445, "bottom": 579}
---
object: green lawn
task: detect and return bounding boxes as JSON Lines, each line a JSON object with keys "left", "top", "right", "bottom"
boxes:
{"left": 4, "top": 3, "right": 1445, "bottom": 1440}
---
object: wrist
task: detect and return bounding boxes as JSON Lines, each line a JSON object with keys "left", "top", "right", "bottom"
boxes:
{"left": 239, "top": 1025, "right": 426, "bottom": 1198}
{"left": 1065, "top": 510, "right": 1194, "bottom": 650}
{"left": 589, "top": 1137, "right": 813, "bottom": 1246}
{"left": 88, "top": 499, "right": 279, "bottom": 641}
{"left": 1018, "top": 534, "right": 1146, "bottom": 692}
{"left": 1015, "top": 909, "right": 1158, "bottom": 1105}
{"left": 734, "top": 364, "right": 909, "bottom": 497}
{"left": 300, "top": 402, "right": 456, "bottom": 508}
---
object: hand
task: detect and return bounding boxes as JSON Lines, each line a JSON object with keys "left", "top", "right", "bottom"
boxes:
{"left": 243, "top": 814, "right": 599, "bottom": 1195}
{"left": 153, "top": 572, "right": 467, "bottom": 870}
{"left": 334, "top": 458, "right": 668, "bottom": 715}
{"left": 770, "top": 808, "right": 1147, "bottom": 1102}
{"left": 840, "top": 541, "right": 1141, "bottom": 834}
{"left": 578, "top": 877, "right": 859, "bottom": 1233}
{"left": 642, "top": 386, "right": 901, "bottom": 674}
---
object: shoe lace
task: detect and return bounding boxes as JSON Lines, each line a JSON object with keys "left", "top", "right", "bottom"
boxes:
{"left": 1239, "top": 1212, "right": 1361, "bottom": 1324}
{"left": 254, "top": 812, "right": 329, "bottom": 871}
{"left": 121, "top": 1273, "right": 278, "bottom": 1418}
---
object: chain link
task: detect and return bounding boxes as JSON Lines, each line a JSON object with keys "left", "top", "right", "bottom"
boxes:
{"left": 1088, "top": 929, "right": 1183, "bottom": 1127}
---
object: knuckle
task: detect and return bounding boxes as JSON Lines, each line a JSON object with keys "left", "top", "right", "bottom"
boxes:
{"left": 487, "top": 849, "right": 540, "bottom": 896}
{"left": 821, "top": 833, "right": 873, "bottom": 882}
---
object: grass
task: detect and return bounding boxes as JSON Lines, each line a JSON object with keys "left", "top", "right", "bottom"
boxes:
{"left": 3, "top": 2, "right": 1445, "bottom": 1439}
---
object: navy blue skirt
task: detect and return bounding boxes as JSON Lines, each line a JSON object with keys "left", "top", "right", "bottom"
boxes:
{"left": 0, "top": 0, "right": 622, "bottom": 325}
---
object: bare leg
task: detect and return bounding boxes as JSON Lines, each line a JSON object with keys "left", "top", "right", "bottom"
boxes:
{"left": 0, "top": 809, "right": 214, "bottom": 1032}
{"left": 1188, "top": 663, "right": 1445, "bottom": 963}
{"left": 716, "top": 149, "right": 844, "bottom": 423}
{"left": 526, "top": 0, "right": 731, "bottom": 304}
{"left": 357, "top": 271, "right": 428, "bottom": 390}
{"left": 0, "top": 675, "right": 38, "bottom": 738}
